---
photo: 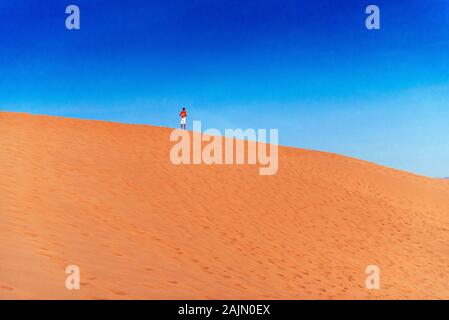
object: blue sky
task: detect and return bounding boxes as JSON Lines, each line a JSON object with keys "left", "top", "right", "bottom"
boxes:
{"left": 1, "top": 0, "right": 448, "bottom": 177}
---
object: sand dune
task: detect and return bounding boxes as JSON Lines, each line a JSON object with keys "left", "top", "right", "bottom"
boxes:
{"left": 1, "top": 112, "right": 449, "bottom": 299}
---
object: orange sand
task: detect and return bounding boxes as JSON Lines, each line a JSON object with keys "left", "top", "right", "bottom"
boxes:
{"left": 1, "top": 112, "right": 449, "bottom": 299}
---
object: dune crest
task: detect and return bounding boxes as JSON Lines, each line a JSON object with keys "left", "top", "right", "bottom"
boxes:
{"left": 1, "top": 112, "right": 449, "bottom": 299}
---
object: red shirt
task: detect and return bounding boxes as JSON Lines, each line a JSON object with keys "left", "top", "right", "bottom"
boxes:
{"left": 180, "top": 110, "right": 187, "bottom": 118}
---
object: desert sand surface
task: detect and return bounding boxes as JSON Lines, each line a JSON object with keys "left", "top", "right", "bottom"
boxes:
{"left": 1, "top": 111, "right": 449, "bottom": 300}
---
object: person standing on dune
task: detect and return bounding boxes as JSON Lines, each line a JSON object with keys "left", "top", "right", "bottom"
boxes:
{"left": 179, "top": 107, "right": 187, "bottom": 130}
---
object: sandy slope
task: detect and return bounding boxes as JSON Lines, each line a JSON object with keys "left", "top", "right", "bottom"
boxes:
{"left": 1, "top": 112, "right": 449, "bottom": 299}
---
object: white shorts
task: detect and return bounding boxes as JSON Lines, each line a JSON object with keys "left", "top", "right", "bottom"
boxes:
{"left": 180, "top": 117, "right": 186, "bottom": 125}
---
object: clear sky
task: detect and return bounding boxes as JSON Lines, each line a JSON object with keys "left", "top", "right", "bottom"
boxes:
{"left": 1, "top": 0, "right": 448, "bottom": 177}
